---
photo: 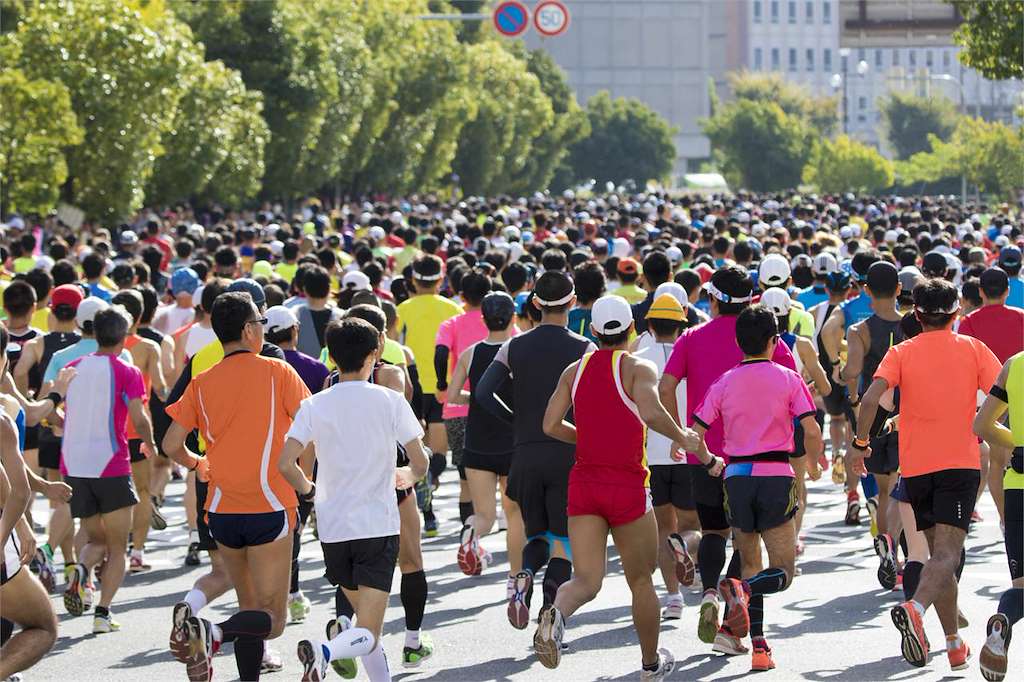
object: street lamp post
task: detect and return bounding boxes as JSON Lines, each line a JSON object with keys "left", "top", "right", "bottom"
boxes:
{"left": 831, "top": 50, "right": 868, "bottom": 137}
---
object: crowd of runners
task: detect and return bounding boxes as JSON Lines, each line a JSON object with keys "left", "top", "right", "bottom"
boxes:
{"left": 0, "top": 191, "right": 1021, "bottom": 681}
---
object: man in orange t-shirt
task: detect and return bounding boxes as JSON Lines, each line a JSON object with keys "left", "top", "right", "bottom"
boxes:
{"left": 163, "top": 291, "right": 310, "bottom": 681}
{"left": 852, "top": 278, "right": 1000, "bottom": 673}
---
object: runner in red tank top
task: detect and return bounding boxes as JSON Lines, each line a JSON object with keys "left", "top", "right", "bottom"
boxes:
{"left": 534, "top": 295, "right": 724, "bottom": 680}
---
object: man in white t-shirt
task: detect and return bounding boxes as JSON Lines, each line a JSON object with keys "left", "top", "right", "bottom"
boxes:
{"left": 279, "top": 317, "right": 428, "bottom": 682}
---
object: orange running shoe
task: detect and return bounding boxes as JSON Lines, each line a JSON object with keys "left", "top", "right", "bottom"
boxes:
{"left": 751, "top": 640, "right": 775, "bottom": 672}
{"left": 891, "top": 602, "right": 929, "bottom": 667}
{"left": 718, "top": 578, "right": 750, "bottom": 639}
{"left": 947, "top": 638, "right": 971, "bottom": 671}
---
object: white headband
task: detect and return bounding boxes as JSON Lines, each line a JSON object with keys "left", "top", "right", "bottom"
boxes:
{"left": 535, "top": 289, "right": 575, "bottom": 307}
{"left": 413, "top": 272, "right": 443, "bottom": 282}
{"left": 915, "top": 301, "right": 960, "bottom": 315}
{"left": 704, "top": 281, "right": 752, "bottom": 304}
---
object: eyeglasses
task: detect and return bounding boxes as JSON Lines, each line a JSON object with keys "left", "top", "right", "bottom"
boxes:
{"left": 246, "top": 317, "right": 268, "bottom": 327}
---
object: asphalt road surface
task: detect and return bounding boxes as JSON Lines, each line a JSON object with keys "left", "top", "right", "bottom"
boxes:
{"left": 23, "top": 471, "right": 1018, "bottom": 681}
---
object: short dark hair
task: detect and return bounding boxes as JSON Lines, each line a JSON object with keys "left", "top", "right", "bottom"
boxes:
{"left": 137, "top": 284, "right": 159, "bottom": 324}
{"left": 913, "top": 278, "right": 958, "bottom": 329}
{"left": 595, "top": 329, "right": 630, "bottom": 347}
{"left": 81, "top": 253, "right": 105, "bottom": 279}
{"left": 2, "top": 280, "right": 36, "bottom": 316}
{"left": 303, "top": 265, "right": 331, "bottom": 299}
{"left": 573, "top": 262, "right": 606, "bottom": 305}
{"left": 642, "top": 251, "right": 671, "bottom": 287}
{"left": 648, "top": 318, "right": 684, "bottom": 338}
{"left": 675, "top": 269, "right": 701, "bottom": 295}
{"left": 326, "top": 318, "right": 380, "bottom": 373}
{"left": 461, "top": 272, "right": 491, "bottom": 307}
{"left": 962, "top": 279, "right": 983, "bottom": 308}
{"left": 112, "top": 290, "right": 143, "bottom": 325}
{"left": 211, "top": 292, "right": 257, "bottom": 343}
{"left": 94, "top": 308, "right": 131, "bottom": 348}
{"left": 344, "top": 304, "right": 386, "bottom": 333}
{"left": 501, "top": 261, "right": 529, "bottom": 294}
{"left": 541, "top": 248, "right": 567, "bottom": 272}
{"left": 24, "top": 268, "right": 53, "bottom": 302}
{"left": 736, "top": 305, "right": 778, "bottom": 356}
{"left": 202, "top": 279, "right": 227, "bottom": 314}
{"left": 214, "top": 246, "right": 238, "bottom": 268}
{"left": 51, "top": 259, "right": 77, "bottom": 287}
{"left": 533, "top": 271, "right": 574, "bottom": 314}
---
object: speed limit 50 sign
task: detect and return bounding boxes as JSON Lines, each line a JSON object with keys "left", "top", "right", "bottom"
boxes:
{"left": 533, "top": 0, "right": 570, "bottom": 37}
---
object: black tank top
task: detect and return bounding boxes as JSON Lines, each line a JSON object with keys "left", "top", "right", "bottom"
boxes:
{"left": 37, "top": 332, "right": 80, "bottom": 393}
{"left": 466, "top": 342, "right": 514, "bottom": 455}
{"left": 506, "top": 324, "right": 591, "bottom": 448}
{"left": 860, "top": 314, "right": 904, "bottom": 397}
{"left": 7, "top": 328, "right": 40, "bottom": 387}
{"left": 816, "top": 303, "right": 836, "bottom": 370}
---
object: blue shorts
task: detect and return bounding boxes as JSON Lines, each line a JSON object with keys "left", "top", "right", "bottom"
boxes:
{"left": 207, "top": 510, "right": 293, "bottom": 550}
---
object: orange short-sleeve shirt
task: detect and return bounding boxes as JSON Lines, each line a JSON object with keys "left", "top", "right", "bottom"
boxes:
{"left": 874, "top": 329, "right": 1001, "bottom": 477}
{"left": 166, "top": 351, "right": 311, "bottom": 514}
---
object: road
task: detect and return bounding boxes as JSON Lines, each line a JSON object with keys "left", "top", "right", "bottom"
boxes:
{"left": 24, "top": 472, "right": 1017, "bottom": 681}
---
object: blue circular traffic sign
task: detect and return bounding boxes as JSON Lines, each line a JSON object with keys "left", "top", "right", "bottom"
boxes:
{"left": 493, "top": 1, "right": 530, "bottom": 37}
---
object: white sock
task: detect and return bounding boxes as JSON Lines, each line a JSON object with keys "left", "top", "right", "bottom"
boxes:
{"left": 131, "top": 548, "right": 142, "bottom": 560}
{"left": 290, "top": 591, "right": 300, "bottom": 600}
{"left": 184, "top": 588, "right": 207, "bottom": 614}
{"left": 189, "top": 530, "right": 199, "bottom": 543}
{"left": 667, "top": 591, "right": 683, "bottom": 603}
{"left": 361, "top": 641, "right": 391, "bottom": 682}
{"left": 405, "top": 630, "right": 420, "bottom": 649}
{"left": 946, "top": 634, "right": 963, "bottom": 650}
{"left": 325, "top": 625, "right": 376, "bottom": 661}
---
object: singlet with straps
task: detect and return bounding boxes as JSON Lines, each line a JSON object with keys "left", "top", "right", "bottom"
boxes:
{"left": 36, "top": 331, "right": 81, "bottom": 393}
{"left": 813, "top": 303, "right": 835, "bottom": 371}
{"left": 465, "top": 341, "right": 514, "bottom": 456}
{"left": 860, "top": 314, "right": 905, "bottom": 397}
{"left": 780, "top": 332, "right": 804, "bottom": 374}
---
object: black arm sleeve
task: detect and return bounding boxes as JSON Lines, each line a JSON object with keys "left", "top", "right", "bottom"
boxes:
{"left": 408, "top": 363, "right": 424, "bottom": 420}
{"left": 475, "top": 361, "right": 514, "bottom": 424}
{"left": 433, "top": 345, "right": 450, "bottom": 391}
{"left": 165, "top": 358, "right": 193, "bottom": 407}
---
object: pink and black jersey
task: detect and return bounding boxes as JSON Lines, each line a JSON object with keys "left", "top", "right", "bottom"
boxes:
{"left": 569, "top": 350, "right": 648, "bottom": 489}
{"left": 61, "top": 353, "right": 146, "bottom": 478}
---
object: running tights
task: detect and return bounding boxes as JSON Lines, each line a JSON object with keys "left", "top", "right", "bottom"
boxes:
{"left": 726, "top": 549, "right": 742, "bottom": 580}
{"left": 543, "top": 558, "right": 572, "bottom": 608}
{"left": 998, "top": 587, "right": 1023, "bottom": 625}
{"left": 746, "top": 568, "right": 789, "bottom": 639}
{"left": 400, "top": 570, "right": 427, "bottom": 632}
{"left": 217, "top": 610, "right": 272, "bottom": 681}
{"left": 697, "top": 533, "right": 727, "bottom": 592}
{"left": 522, "top": 538, "right": 550, "bottom": 607}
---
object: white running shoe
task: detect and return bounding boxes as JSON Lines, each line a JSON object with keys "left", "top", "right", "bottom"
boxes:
{"left": 640, "top": 648, "right": 676, "bottom": 680}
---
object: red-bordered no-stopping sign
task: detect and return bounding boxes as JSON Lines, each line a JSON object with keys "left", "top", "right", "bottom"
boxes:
{"left": 492, "top": 1, "right": 530, "bottom": 37}
{"left": 533, "top": 0, "right": 570, "bottom": 37}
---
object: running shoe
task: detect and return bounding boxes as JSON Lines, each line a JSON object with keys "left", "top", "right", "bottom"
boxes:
{"left": 890, "top": 602, "right": 929, "bottom": 667}
{"left": 750, "top": 640, "right": 776, "bottom": 671}
{"left": 712, "top": 627, "right": 748, "bottom": 655}
{"left": 718, "top": 578, "right": 751, "bottom": 639}
{"left": 297, "top": 639, "right": 329, "bottom": 682}
{"left": 170, "top": 601, "right": 192, "bottom": 663}
{"left": 423, "top": 517, "right": 438, "bottom": 538}
{"left": 457, "top": 525, "right": 480, "bottom": 576}
{"left": 150, "top": 498, "right": 168, "bottom": 531}
{"left": 832, "top": 456, "right": 846, "bottom": 484}
{"left": 129, "top": 554, "right": 152, "bottom": 573}
{"left": 533, "top": 604, "right": 564, "bottom": 669}
{"left": 661, "top": 596, "right": 683, "bottom": 621}
{"left": 698, "top": 590, "right": 720, "bottom": 644}
{"left": 93, "top": 612, "right": 121, "bottom": 634}
{"left": 325, "top": 616, "right": 358, "bottom": 679}
{"left": 402, "top": 633, "right": 434, "bottom": 668}
{"left": 947, "top": 639, "right": 971, "bottom": 671}
{"left": 289, "top": 592, "right": 312, "bottom": 623}
{"left": 639, "top": 648, "right": 675, "bottom": 680}
{"left": 873, "top": 533, "right": 898, "bottom": 590}
{"left": 63, "top": 563, "right": 87, "bottom": 616}
{"left": 508, "top": 570, "right": 533, "bottom": 629}
{"left": 185, "top": 541, "right": 202, "bottom": 567}
{"left": 184, "top": 616, "right": 216, "bottom": 682}
{"left": 34, "top": 547, "right": 56, "bottom": 593}
{"left": 980, "top": 613, "right": 1011, "bottom": 681}
{"left": 971, "top": 510, "right": 983, "bottom": 523}
{"left": 261, "top": 646, "right": 283, "bottom": 673}
{"left": 893, "top": 571, "right": 904, "bottom": 593}
{"left": 866, "top": 496, "right": 879, "bottom": 534}
{"left": 845, "top": 491, "right": 861, "bottom": 526}
{"left": 506, "top": 574, "right": 516, "bottom": 601}
{"left": 477, "top": 545, "right": 493, "bottom": 573}
{"left": 667, "top": 533, "right": 695, "bottom": 587}
{"left": 83, "top": 581, "right": 95, "bottom": 612}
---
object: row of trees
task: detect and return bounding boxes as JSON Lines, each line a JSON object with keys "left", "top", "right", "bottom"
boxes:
{"left": 701, "top": 72, "right": 1022, "bottom": 197}
{"left": 0, "top": 0, "right": 678, "bottom": 220}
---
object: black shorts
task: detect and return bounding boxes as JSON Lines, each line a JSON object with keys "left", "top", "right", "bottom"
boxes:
{"left": 445, "top": 417, "right": 467, "bottom": 469}
{"left": 1005, "top": 487, "right": 1022, "bottom": 580}
{"left": 463, "top": 449, "right": 513, "bottom": 477}
{"left": 195, "top": 479, "right": 215, "bottom": 551}
{"left": 507, "top": 443, "right": 573, "bottom": 539}
{"left": 822, "top": 380, "right": 850, "bottom": 417}
{"left": 396, "top": 486, "right": 414, "bottom": 505}
{"left": 149, "top": 392, "right": 171, "bottom": 456}
{"left": 865, "top": 431, "right": 899, "bottom": 475}
{"left": 322, "top": 535, "right": 399, "bottom": 592}
{"left": 723, "top": 475, "right": 799, "bottom": 533}
{"left": 421, "top": 394, "right": 443, "bottom": 424}
{"left": 691, "top": 464, "right": 729, "bottom": 531}
{"left": 902, "top": 469, "right": 981, "bottom": 532}
{"left": 649, "top": 464, "right": 695, "bottom": 510}
{"left": 128, "top": 439, "right": 148, "bottom": 464}
{"left": 23, "top": 424, "right": 39, "bottom": 451}
{"left": 67, "top": 476, "right": 138, "bottom": 518}
{"left": 37, "top": 428, "right": 61, "bottom": 470}
{"left": 208, "top": 510, "right": 292, "bottom": 550}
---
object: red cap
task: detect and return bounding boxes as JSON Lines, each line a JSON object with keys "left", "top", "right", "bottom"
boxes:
{"left": 49, "top": 284, "right": 84, "bottom": 311}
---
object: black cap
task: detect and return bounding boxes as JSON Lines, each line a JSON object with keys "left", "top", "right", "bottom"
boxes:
{"left": 921, "top": 251, "right": 949, "bottom": 277}
{"left": 1000, "top": 245, "right": 1022, "bottom": 267}
{"left": 481, "top": 291, "right": 515, "bottom": 325}
{"left": 866, "top": 261, "right": 899, "bottom": 294}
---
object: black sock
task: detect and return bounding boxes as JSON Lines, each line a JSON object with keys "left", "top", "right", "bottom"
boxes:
{"left": 542, "top": 558, "right": 572, "bottom": 607}
{"left": 522, "top": 538, "right": 550, "bottom": 608}
{"left": 400, "top": 570, "right": 427, "bottom": 632}
{"left": 898, "top": 531, "right": 908, "bottom": 562}
{"left": 903, "top": 561, "right": 924, "bottom": 601}
{"left": 726, "top": 549, "right": 742, "bottom": 580}
{"left": 290, "top": 525, "right": 301, "bottom": 594}
{"left": 217, "top": 610, "right": 272, "bottom": 643}
{"left": 459, "top": 502, "right": 474, "bottom": 525}
{"left": 95, "top": 605, "right": 110, "bottom": 618}
{"left": 698, "top": 534, "right": 727, "bottom": 592}
{"left": 955, "top": 546, "right": 966, "bottom": 581}
{"left": 335, "top": 587, "right": 355, "bottom": 619}
{"left": 749, "top": 594, "right": 765, "bottom": 638}
{"left": 234, "top": 637, "right": 265, "bottom": 681}
{"left": 1, "top": 618, "right": 13, "bottom": 646}
{"left": 998, "top": 587, "right": 1023, "bottom": 626}
{"left": 746, "top": 568, "right": 788, "bottom": 595}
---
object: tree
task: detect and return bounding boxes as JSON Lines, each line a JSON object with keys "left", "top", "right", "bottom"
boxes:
{"left": 729, "top": 71, "right": 837, "bottom": 136}
{"left": 4, "top": 0, "right": 194, "bottom": 219}
{"left": 561, "top": 91, "right": 676, "bottom": 189}
{"left": 950, "top": 1, "right": 1024, "bottom": 80}
{"left": 802, "top": 135, "right": 894, "bottom": 194}
{"left": 878, "top": 92, "right": 959, "bottom": 160}
{"left": 0, "top": 61, "right": 83, "bottom": 216}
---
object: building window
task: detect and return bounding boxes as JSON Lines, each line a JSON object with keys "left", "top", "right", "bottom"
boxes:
{"left": 926, "top": 50, "right": 933, "bottom": 67}
{"left": 789, "top": 48, "right": 797, "bottom": 71}
{"left": 823, "top": 1, "right": 831, "bottom": 24}
{"left": 892, "top": 49, "right": 900, "bottom": 66}
{"left": 754, "top": 47, "right": 763, "bottom": 70}
{"left": 771, "top": 0, "right": 779, "bottom": 23}
{"left": 875, "top": 49, "right": 883, "bottom": 68}
{"left": 754, "top": 0, "right": 762, "bottom": 23}
{"left": 841, "top": 54, "right": 848, "bottom": 73}
{"left": 823, "top": 48, "right": 832, "bottom": 72}
{"left": 771, "top": 47, "right": 780, "bottom": 70}
{"left": 942, "top": 50, "right": 951, "bottom": 68}
{"left": 909, "top": 50, "right": 916, "bottom": 66}
{"left": 806, "top": 48, "right": 815, "bottom": 71}
{"left": 806, "top": 0, "right": 814, "bottom": 22}
{"left": 858, "top": 96, "right": 867, "bottom": 110}
{"left": 788, "top": 1, "right": 796, "bottom": 23}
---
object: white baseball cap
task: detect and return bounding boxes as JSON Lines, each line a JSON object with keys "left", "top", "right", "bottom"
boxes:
{"left": 812, "top": 252, "right": 838, "bottom": 275}
{"left": 76, "top": 297, "right": 109, "bottom": 327}
{"left": 191, "top": 284, "right": 206, "bottom": 309}
{"left": 265, "top": 305, "right": 299, "bottom": 334}
{"left": 760, "top": 288, "right": 792, "bottom": 317}
{"left": 590, "top": 295, "right": 634, "bottom": 336}
{"left": 341, "top": 271, "right": 372, "bottom": 291}
{"left": 758, "top": 253, "right": 791, "bottom": 287}
{"left": 654, "top": 282, "right": 688, "bottom": 307}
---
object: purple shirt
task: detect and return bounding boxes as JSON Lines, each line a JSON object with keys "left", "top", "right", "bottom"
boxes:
{"left": 284, "top": 349, "right": 330, "bottom": 395}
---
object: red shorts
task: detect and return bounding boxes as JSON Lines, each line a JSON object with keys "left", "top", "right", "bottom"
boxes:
{"left": 567, "top": 478, "right": 652, "bottom": 527}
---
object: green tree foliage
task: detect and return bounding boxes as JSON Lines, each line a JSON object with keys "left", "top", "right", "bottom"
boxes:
{"left": 3, "top": 0, "right": 193, "bottom": 220}
{"left": 561, "top": 91, "right": 676, "bottom": 189}
{"left": 0, "top": 60, "right": 83, "bottom": 215}
{"left": 878, "top": 92, "right": 959, "bottom": 160}
{"left": 950, "top": 1, "right": 1024, "bottom": 80}
{"left": 701, "top": 72, "right": 835, "bottom": 190}
{"left": 898, "top": 117, "right": 1024, "bottom": 199}
{"left": 802, "top": 135, "right": 894, "bottom": 194}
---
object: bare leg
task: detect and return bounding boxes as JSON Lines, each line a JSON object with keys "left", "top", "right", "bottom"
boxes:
{"left": 467, "top": 468, "right": 498, "bottom": 537}
{"left": 654, "top": 504, "right": 679, "bottom": 595}
{"left": 988, "top": 444, "right": 1010, "bottom": 525}
{"left": 184, "top": 470, "right": 198, "bottom": 534}
{"left": 194, "top": 550, "right": 233, "bottom": 603}
{"left": 0, "top": 570, "right": 57, "bottom": 677}
{"left": 500, "top": 478, "right": 525, "bottom": 575}
{"left": 917, "top": 525, "right": 967, "bottom": 637}
{"left": 218, "top": 533, "right": 292, "bottom": 639}
{"left": 610, "top": 511, "right": 662, "bottom": 667}
{"left": 92, "top": 507, "right": 133, "bottom": 609}
{"left": 552, "top": 515, "right": 608, "bottom": 619}
{"left": 130, "top": 458, "right": 152, "bottom": 555}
